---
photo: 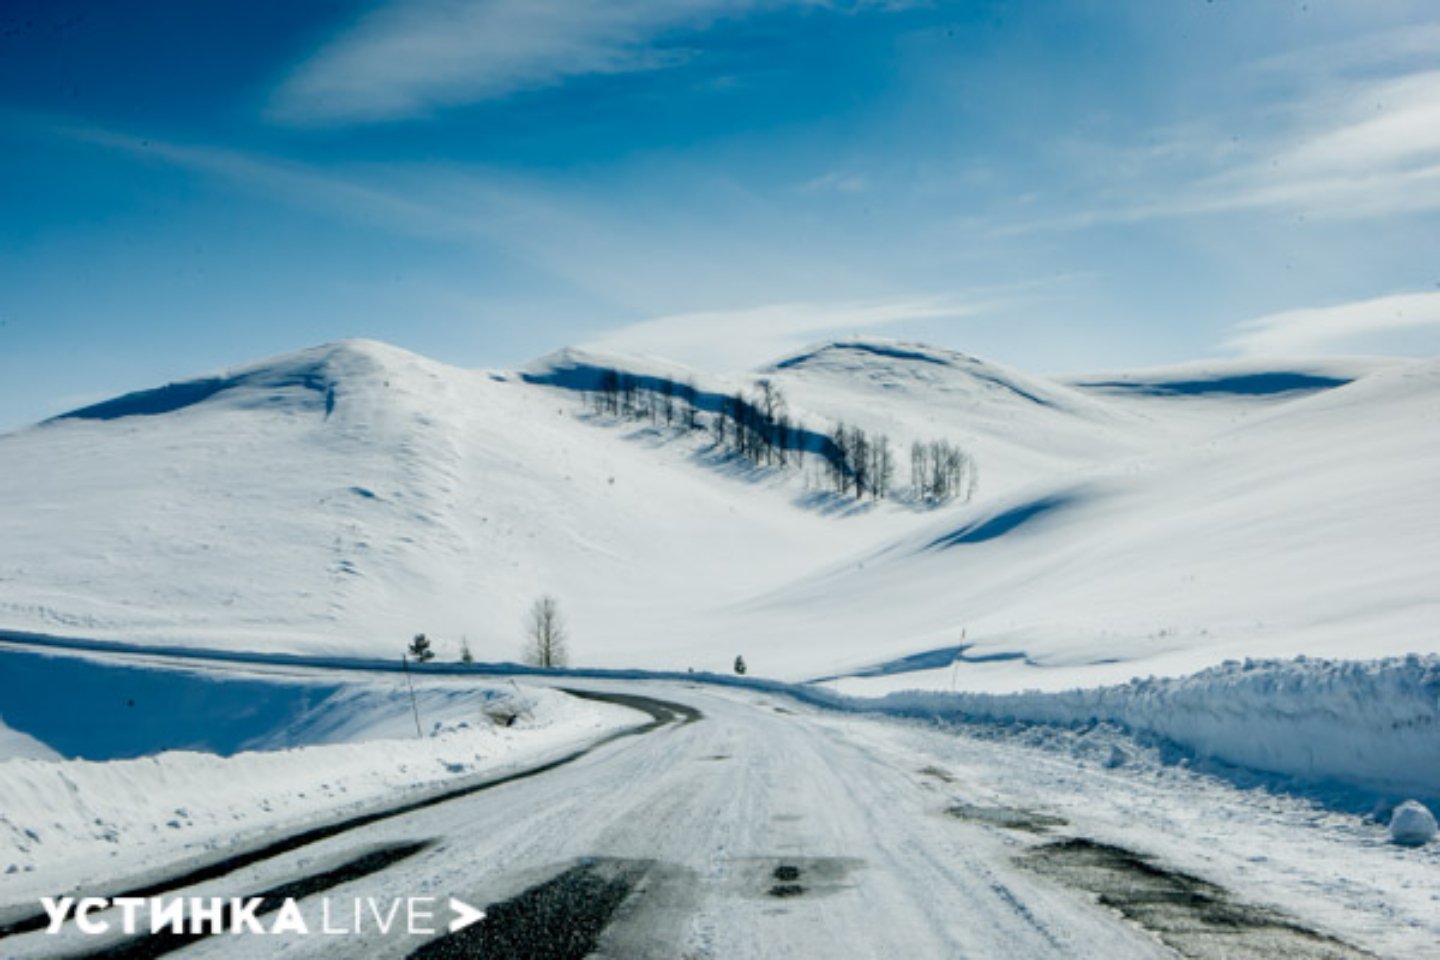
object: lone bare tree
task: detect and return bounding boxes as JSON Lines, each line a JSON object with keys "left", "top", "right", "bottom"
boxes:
{"left": 524, "top": 595, "right": 569, "bottom": 668}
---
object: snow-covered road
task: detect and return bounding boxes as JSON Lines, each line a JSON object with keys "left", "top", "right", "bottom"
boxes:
{"left": 8, "top": 678, "right": 1424, "bottom": 959}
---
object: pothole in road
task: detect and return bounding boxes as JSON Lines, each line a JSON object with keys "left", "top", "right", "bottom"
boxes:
{"left": 733, "top": 857, "right": 861, "bottom": 902}
{"left": 1020, "top": 838, "right": 1371, "bottom": 960}
{"left": 769, "top": 865, "right": 805, "bottom": 898}
{"left": 947, "top": 802, "right": 1068, "bottom": 834}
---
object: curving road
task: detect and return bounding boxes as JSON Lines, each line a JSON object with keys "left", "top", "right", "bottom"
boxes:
{"left": 8, "top": 681, "right": 1367, "bottom": 959}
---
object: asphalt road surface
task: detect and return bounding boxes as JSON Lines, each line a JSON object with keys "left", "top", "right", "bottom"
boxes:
{"left": 5, "top": 681, "right": 1367, "bottom": 959}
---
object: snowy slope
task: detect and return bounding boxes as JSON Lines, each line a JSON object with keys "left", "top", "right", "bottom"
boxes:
{"left": 744, "top": 357, "right": 1440, "bottom": 690}
{"left": 0, "top": 337, "right": 1435, "bottom": 691}
{"left": 760, "top": 339, "right": 1155, "bottom": 495}
{"left": 0, "top": 340, "right": 899, "bottom": 668}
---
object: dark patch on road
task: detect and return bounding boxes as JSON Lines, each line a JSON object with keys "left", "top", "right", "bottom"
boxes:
{"left": 74, "top": 841, "right": 429, "bottom": 960}
{"left": 0, "top": 690, "right": 698, "bottom": 941}
{"left": 1021, "top": 838, "right": 1370, "bottom": 959}
{"left": 769, "top": 865, "right": 805, "bottom": 898}
{"left": 947, "top": 802, "right": 1068, "bottom": 834}
{"left": 560, "top": 688, "right": 703, "bottom": 728}
{"left": 410, "top": 858, "right": 650, "bottom": 960}
{"left": 771, "top": 863, "right": 806, "bottom": 892}
{"left": 735, "top": 857, "right": 860, "bottom": 902}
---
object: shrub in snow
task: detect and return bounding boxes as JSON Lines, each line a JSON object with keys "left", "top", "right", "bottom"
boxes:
{"left": 407, "top": 633, "right": 435, "bottom": 663}
{"left": 1388, "top": 800, "right": 1437, "bottom": 847}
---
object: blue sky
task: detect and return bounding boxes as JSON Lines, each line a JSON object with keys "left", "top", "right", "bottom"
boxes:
{"left": 2, "top": 0, "right": 1439, "bottom": 429}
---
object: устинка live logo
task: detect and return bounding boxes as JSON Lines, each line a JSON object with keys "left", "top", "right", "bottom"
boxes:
{"left": 40, "top": 894, "right": 486, "bottom": 937}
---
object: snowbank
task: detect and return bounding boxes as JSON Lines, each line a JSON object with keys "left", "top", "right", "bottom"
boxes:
{"left": 853, "top": 655, "right": 1440, "bottom": 801}
{"left": 0, "top": 717, "right": 58, "bottom": 762}
{"left": 0, "top": 651, "right": 642, "bottom": 905}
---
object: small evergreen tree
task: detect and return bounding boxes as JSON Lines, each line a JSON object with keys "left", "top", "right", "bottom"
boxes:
{"left": 734, "top": 655, "right": 747, "bottom": 675}
{"left": 408, "top": 633, "right": 435, "bottom": 663}
{"left": 459, "top": 638, "right": 474, "bottom": 664}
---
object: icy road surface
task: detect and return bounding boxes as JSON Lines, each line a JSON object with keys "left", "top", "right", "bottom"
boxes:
{"left": 8, "top": 680, "right": 1428, "bottom": 959}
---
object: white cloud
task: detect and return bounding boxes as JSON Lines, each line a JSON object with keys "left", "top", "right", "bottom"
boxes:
{"left": 1012, "top": 64, "right": 1440, "bottom": 233}
{"left": 1199, "top": 69, "right": 1440, "bottom": 220}
{"left": 1226, "top": 290, "right": 1440, "bottom": 356}
{"left": 581, "top": 297, "right": 982, "bottom": 371}
{"left": 269, "top": 0, "right": 917, "bottom": 125}
{"left": 269, "top": 0, "right": 749, "bottom": 124}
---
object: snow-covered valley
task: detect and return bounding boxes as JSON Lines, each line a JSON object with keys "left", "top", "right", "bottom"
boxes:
{"left": 1, "top": 338, "right": 1434, "bottom": 688}
{"left": 1, "top": 337, "right": 1437, "bottom": 957}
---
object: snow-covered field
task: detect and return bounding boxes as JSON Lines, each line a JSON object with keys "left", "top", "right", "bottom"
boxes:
{"left": 0, "top": 645, "right": 641, "bottom": 908}
{"left": 0, "top": 337, "right": 1434, "bottom": 694}
{"left": 0, "top": 336, "right": 1435, "bottom": 936}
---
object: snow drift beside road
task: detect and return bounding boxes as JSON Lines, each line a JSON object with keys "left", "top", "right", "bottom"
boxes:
{"left": 0, "top": 718, "right": 58, "bottom": 762}
{"left": 851, "top": 654, "right": 1440, "bottom": 802}
{"left": 0, "top": 649, "right": 642, "bottom": 905}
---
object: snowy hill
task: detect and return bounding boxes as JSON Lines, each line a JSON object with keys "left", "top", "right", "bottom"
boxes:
{"left": 739, "top": 357, "right": 1440, "bottom": 691}
{"left": 0, "top": 337, "right": 1435, "bottom": 692}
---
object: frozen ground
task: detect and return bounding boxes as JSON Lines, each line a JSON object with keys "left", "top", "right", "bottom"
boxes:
{"left": 0, "top": 338, "right": 1434, "bottom": 692}
{"left": 0, "top": 645, "right": 642, "bottom": 907}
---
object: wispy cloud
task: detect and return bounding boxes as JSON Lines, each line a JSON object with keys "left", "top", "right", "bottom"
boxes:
{"left": 581, "top": 297, "right": 985, "bottom": 371}
{"left": 1194, "top": 69, "right": 1440, "bottom": 220}
{"left": 53, "top": 121, "right": 930, "bottom": 322}
{"left": 1226, "top": 290, "right": 1440, "bottom": 356}
{"left": 268, "top": 0, "right": 910, "bottom": 125}
{"left": 799, "top": 170, "right": 868, "bottom": 195}
{"left": 63, "top": 126, "right": 487, "bottom": 237}
{"left": 1006, "top": 64, "right": 1440, "bottom": 235}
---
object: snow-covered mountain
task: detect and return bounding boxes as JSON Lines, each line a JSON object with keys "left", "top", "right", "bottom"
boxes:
{"left": 1, "top": 338, "right": 1434, "bottom": 692}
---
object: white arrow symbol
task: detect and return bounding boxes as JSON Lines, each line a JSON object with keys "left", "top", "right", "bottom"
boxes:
{"left": 448, "top": 897, "right": 486, "bottom": 933}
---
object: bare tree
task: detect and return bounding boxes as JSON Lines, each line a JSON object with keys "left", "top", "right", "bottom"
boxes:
{"left": 683, "top": 379, "right": 700, "bottom": 430}
{"left": 868, "top": 434, "right": 893, "bottom": 499}
{"left": 910, "top": 438, "right": 976, "bottom": 503}
{"left": 524, "top": 595, "right": 569, "bottom": 668}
